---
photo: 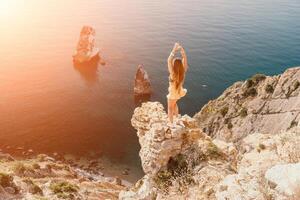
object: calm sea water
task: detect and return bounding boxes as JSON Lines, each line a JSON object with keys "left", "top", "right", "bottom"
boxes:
{"left": 1, "top": 0, "right": 300, "bottom": 178}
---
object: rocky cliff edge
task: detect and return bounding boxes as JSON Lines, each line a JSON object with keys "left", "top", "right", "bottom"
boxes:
{"left": 120, "top": 67, "right": 300, "bottom": 200}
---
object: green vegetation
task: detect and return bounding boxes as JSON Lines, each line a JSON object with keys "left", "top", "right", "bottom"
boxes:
{"left": 220, "top": 107, "right": 229, "bottom": 117}
{"left": 245, "top": 79, "right": 254, "bottom": 88}
{"left": 243, "top": 87, "right": 257, "bottom": 97}
{"left": 206, "top": 143, "right": 223, "bottom": 159}
{"left": 258, "top": 143, "right": 266, "bottom": 150}
{"left": 154, "top": 170, "right": 173, "bottom": 190}
{"left": 50, "top": 181, "right": 79, "bottom": 199}
{"left": 0, "top": 172, "right": 19, "bottom": 193}
{"left": 154, "top": 143, "right": 225, "bottom": 193}
{"left": 257, "top": 143, "right": 266, "bottom": 153}
{"left": 167, "top": 154, "right": 188, "bottom": 177}
{"left": 251, "top": 74, "right": 266, "bottom": 83}
{"left": 265, "top": 84, "right": 274, "bottom": 94}
{"left": 286, "top": 80, "right": 300, "bottom": 97}
{"left": 294, "top": 81, "right": 300, "bottom": 90}
{"left": 30, "top": 184, "right": 43, "bottom": 195}
{"left": 227, "top": 121, "right": 233, "bottom": 129}
{"left": 13, "top": 162, "right": 26, "bottom": 175}
{"left": 13, "top": 162, "right": 35, "bottom": 176}
{"left": 224, "top": 118, "right": 229, "bottom": 124}
{"left": 243, "top": 73, "right": 266, "bottom": 98}
{"left": 24, "top": 178, "right": 43, "bottom": 195}
{"left": 289, "top": 121, "right": 298, "bottom": 129}
{"left": 154, "top": 153, "right": 195, "bottom": 193}
{"left": 0, "top": 172, "right": 13, "bottom": 187}
{"left": 240, "top": 108, "right": 248, "bottom": 118}
{"left": 32, "top": 163, "right": 41, "bottom": 170}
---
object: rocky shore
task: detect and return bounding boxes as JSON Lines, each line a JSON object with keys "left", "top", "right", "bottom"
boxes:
{"left": 120, "top": 67, "right": 300, "bottom": 200}
{"left": 0, "top": 152, "right": 131, "bottom": 200}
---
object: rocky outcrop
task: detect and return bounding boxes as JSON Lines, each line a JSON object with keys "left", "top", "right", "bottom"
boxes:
{"left": 73, "top": 26, "right": 100, "bottom": 63}
{"left": 120, "top": 72, "right": 300, "bottom": 199}
{"left": 131, "top": 102, "right": 200, "bottom": 175}
{"left": 120, "top": 102, "right": 237, "bottom": 200}
{"left": 134, "top": 65, "right": 151, "bottom": 96}
{"left": 194, "top": 67, "right": 300, "bottom": 142}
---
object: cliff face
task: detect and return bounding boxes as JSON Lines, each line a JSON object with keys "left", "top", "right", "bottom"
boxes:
{"left": 194, "top": 67, "right": 300, "bottom": 142}
{"left": 120, "top": 102, "right": 237, "bottom": 200}
{"left": 120, "top": 67, "right": 300, "bottom": 200}
{"left": 120, "top": 102, "right": 300, "bottom": 200}
{"left": 130, "top": 102, "right": 203, "bottom": 176}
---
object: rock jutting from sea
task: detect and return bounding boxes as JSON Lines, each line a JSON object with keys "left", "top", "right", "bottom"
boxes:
{"left": 134, "top": 65, "right": 152, "bottom": 96}
{"left": 73, "top": 26, "right": 100, "bottom": 64}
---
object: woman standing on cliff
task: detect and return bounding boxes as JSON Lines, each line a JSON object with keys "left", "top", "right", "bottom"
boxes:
{"left": 167, "top": 43, "right": 188, "bottom": 124}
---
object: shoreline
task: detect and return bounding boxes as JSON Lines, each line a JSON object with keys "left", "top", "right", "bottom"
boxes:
{"left": 0, "top": 145, "right": 142, "bottom": 183}
{"left": 0, "top": 150, "right": 132, "bottom": 199}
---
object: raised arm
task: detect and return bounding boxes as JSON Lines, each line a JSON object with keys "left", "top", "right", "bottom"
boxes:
{"left": 168, "top": 43, "right": 179, "bottom": 74}
{"left": 180, "top": 46, "right": 188, "bottom": 71}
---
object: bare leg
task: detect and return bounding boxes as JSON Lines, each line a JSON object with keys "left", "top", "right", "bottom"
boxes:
{"left": 168, "top": 99, "right": 176, "bottom": 123}
{"left": 174, "top": 102, "right": 179, "bottom": 118}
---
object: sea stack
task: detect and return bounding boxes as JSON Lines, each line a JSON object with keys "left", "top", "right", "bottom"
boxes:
{"left": 73, "top": 26, "right": 100, "bottom": 63}
{"left": 134, "top": 65, "right": 151, "bottom": 96}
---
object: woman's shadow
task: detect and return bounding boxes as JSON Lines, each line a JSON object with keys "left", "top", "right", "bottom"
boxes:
{"left": 73, "top": 56, "right": 100, "bottom": 86}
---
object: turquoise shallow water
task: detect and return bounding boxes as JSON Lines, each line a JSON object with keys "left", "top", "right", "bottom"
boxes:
{"left": 0, "top": 0, "right": 300, "bottom": 178}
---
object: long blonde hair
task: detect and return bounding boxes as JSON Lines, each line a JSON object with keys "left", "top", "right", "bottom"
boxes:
{"left": 173, "top": 58, "right": 185, "bottom": 89}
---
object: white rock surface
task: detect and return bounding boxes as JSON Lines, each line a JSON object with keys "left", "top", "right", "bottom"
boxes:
{"left": 131, "top": 102, "right": 201, "bottom": 176}
{"left": 265, "top": 163, "right": 300, "bottom": 196}
{"left": 216, "top": 131, "right": 300, "bottom": 200}
{"left": 119, "top": 175, "right": 156, "bottom": 200}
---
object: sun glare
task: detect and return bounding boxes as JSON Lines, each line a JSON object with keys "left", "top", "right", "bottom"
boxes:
{"left": 0, "top": 0, "right": 23, "bottom": 18}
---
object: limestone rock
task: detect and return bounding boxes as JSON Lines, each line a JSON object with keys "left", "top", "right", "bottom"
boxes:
{"left": 215, "top": 131, "right": 300, "bottom": 200}
{"left": 131, "top": 102, "right": 202, "bottom": 176}
{"left": 73, "top": 26, "right": 100, "bottom": 63}
{"left": 194, "top": 67, "right": 300, "bottom": 142}
{"left": 121, "top": 102, "right": 235, "bottom": 199}
{"left": 119, "top": 175, "right": 156, "bottom": 200}
{"left": 134, "top": 65, "right": 151, "bottom": 96}
{"left": 265, "top": 163, "right": 300, "bottom": 196}
{"left": 121, "top": 67, "right": 300, "bottom": 200}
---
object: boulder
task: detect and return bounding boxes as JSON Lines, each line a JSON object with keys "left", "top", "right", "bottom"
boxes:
{"left": 73, "top": 26, "right": 100, "bottom": 63}
{"left": 134, "top": 65, "right": 151, "bottom": 96}
{"left": 265, "top": 163, "right": 300, "bottom": 196}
